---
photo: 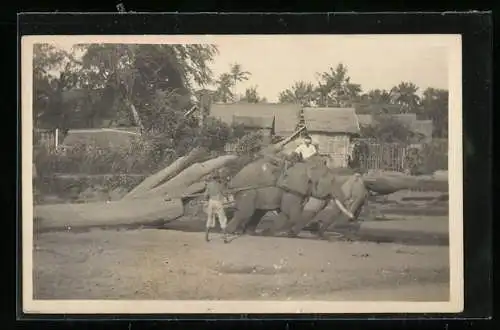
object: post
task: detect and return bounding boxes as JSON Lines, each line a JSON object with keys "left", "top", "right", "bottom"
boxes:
{"left": 54, "top": 128, "right": 59, "bottom": 149}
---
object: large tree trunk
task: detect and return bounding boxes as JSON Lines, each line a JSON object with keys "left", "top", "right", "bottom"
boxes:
{"left": 123, "top": 147, "right": 209, "bottom": 200}
{"left": 34, "top": 198, "right": 184, "bottom": 232}
{"left": 135, "top": 155, "right": 238, "bottom": 200}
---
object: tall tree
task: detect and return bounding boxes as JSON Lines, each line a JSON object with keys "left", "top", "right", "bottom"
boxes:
{"left": 33, "top": 44, "right": 79, "bottom": 128}
{"left": 390, "top": 81, "right": 421, "bottom": 113}
{"left": 240, "top": 86, "right": 262, "bottom": 103}
{"left": 213, "top": 73, "right": 234, "bottom": 103}
{"left": 33, "top": 43, "right": 219, "bottom": 130}
{"left": 213, "top": 63, "right": 252, "bottom": 103}
{"left": 229, "top": 63, "right": 251, "bottom": 98}
{"left": 278, "top": 81, "right": 318, "bottom": 106}
{"left": 74, "top": 44, "right": 218, "bottom": 129}
{"left": 420, "top": 88, "right": 449, "bottom": 138}
{"left": 360, "top": 114, "right": 421, "bottom": 144}
{"left": 315, "top": 63, "right": 362, "bottom": 107}
{"left": 364, "top": 89, "right": 393, "bottom": 104}
{"left": 355, "top": 89, "right": 401, "bottom": 115}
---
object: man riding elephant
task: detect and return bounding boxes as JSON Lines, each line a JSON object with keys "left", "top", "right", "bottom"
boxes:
{"left": 260, "top": 157, "right": 360, "bottom": 237}
{"left": 223, "top": 152, "right": 363, "bottom": 239}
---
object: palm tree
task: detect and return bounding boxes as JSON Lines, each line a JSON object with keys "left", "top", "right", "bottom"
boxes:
{"left": 421, "top": 87, "right": 448, "bottom": 138}
{"left": 214, "top": 73, "right": 234, "bottom": 103}
{"left": 229, "top": 63, "right": 251, "bottom": 100}
{"left": 278, "top": 81, "right": 318, "bottom": 106}
{"left": 365, "top": 89, "right": 393, "bottom": 104}
{"left": 240, "top": 86, "right": 261, "bottom": 103}
{"left": 340, "top": 78, "right": 363, "bottom": 106}
{"left": 315, "top": 63, "right": 361, "bottom": 107}
{"left": 390, "top": 82, "right": 421, "bottom": 113}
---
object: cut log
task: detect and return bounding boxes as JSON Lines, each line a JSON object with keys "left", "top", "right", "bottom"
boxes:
{"left": 122, "top": 155, "right": 187, "bottom": 199}
{"left": 363, "top": 174, "right": 449, "bottom": 195}
{"left": 123, "top": 147, "right": 209, "bottom": 200}
{"left": 135, "top": 155, "right": 239, "bottom": 199}
{"left": 34, "top": 198, "right": 184, "bottom": 232}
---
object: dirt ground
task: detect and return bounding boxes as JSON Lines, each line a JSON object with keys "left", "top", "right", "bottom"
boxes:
{"left": 33, "top": 214, "right": 450, "bottom": 301}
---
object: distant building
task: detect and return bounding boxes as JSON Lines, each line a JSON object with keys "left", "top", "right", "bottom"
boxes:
{"left": 209, "top": 103, "right": 301, "bottom": 150}
{"left": 59, "top": 127, "right": 141, "bottom": 150}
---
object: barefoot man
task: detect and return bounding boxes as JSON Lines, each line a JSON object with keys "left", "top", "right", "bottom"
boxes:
{"left": 204, "top": 172, "right": 229, "bottom": 242}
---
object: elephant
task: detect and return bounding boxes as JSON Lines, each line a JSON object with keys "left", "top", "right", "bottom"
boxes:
{"left": 224, "top": 156, "right": 368, "bottom": 239}
{"left": 295, "top": 174, "right": 369, "bottom": 238}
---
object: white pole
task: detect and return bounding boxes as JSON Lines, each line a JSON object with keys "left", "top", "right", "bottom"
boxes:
{"left": 54, "top": 128, "right": 59, "bottom": 149}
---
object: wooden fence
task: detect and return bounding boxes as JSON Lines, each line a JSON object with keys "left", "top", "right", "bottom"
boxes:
{"left": 353, "top": 139, "right": 408, "bottom": 172}
{"left": 352, "top": 138, "right": 448, "bottom": 173}
{"left": 34, "top": 128, "right": 59, "bottom": 148}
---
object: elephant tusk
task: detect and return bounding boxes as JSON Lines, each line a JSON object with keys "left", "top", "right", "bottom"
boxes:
{"left": 334, "top": 198, "right": 355, "bottom": 220}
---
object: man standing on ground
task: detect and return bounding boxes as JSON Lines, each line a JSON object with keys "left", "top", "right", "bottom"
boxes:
{"left": 204, "top": 172, "right": 229, "bottom": 242}
{"left": 294, "top": 135, "right": 318, "bottom": 161}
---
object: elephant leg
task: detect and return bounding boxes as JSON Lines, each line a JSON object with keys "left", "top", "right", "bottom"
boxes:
{"left": 316, "top": 200, "right": 365, "bottom": 237}
{"left": 273, "top": 192, "right": 304, "bottom": 234}
{"left": 288, "top": 210, "right": 316, "bottom": 236}
{"left": 225, "top": 208, "right": 250, "bottom": 234}
{"left": 242, "top": 209, "right": 267, "bottom": 235}
{"left": 225, "top": 190, "right": 257, "bottom": 234}
{"left": 316, "top": 211, "right": 340, "bottom": 237}
{"left": 261, "top": 210, "right": 287, "bottom": 236}
{"left": 289, "top": 198, "right": 328, "bottom": 237}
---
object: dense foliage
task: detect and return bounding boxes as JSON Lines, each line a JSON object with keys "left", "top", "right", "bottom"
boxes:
{"left": 360, "top": 115, "right": 423, "bottom": 144}
{"left": 33, "top": 43, "right": 250, "bottom": 179}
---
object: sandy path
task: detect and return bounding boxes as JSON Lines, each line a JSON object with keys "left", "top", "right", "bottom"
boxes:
{"left": 33, "top": 226, "right": 449, "bottom": 301}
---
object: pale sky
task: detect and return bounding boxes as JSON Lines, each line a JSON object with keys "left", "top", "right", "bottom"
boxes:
{"left": 37, "top": 34, "right": 454, "bottom": 102}
{"left": 207, "top": 35, "right": 451, "bottom": 102}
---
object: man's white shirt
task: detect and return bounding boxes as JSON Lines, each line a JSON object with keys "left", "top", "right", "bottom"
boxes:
{"left": 295, "top": 144, "right": 317, "bottom": 160}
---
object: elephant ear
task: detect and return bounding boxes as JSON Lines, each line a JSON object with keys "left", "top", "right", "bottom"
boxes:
{"left": 276, "top": 162, "right": 310, "bottom": 196}
{"left": 309, "top": 163, "right": 336, "bottom": 200}
{"left": 229, "top": 159, "right": 281, "bottom": 190}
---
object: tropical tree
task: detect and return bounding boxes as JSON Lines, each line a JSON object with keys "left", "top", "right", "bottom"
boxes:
{"left": 278, "top": 81, "right": 318, "bottom": 106}
{"left": 420, "top": 87, "right": 449, "bottom": 138}
{"left": 360, "top": 114, "right": 421, "bottom": 144}
{"left": 364, "top": 89, "right": 393, "bottom": 104}
{"left": 355, "top": 89, "right": 401, "bottom": 115}
{"left": 240, "top": 86, "right": 263, "bottom": 103}
{"left": 33, "top": 43, "right": 219, "bottom": 131}
{"left": 390, "top": 81, "right": 421, "bottom": 113}
{"left": 229, "top": 63, "right": 251, "bottom": 96}
{"left": 33, "top": 44, "right": 80, "bottom": 128}
{"left": 315, "top": 63, "right": 362, "bottom": 107}
{"left": 213, "top": 73, "right": 235, "bottom": 103}
{"left": 73, "top": 43, "right": 218, "bottom": 129}
{"left": 212, "top": 63, "right": 252, "bottom": 103}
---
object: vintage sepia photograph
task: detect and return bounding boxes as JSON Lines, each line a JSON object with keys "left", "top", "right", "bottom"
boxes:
{"left": 22, "top": 34, "right": 463, "bottom": 314}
